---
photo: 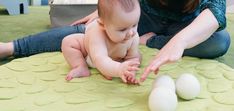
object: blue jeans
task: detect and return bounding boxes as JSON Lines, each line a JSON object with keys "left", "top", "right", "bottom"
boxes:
{"left": 137, "top": 7, "right": 231, "bottom": 59}
{"left": 13, "top": 25, "right": 85, "bottom": 57}
{"left": 13, "top": 13, "right": 230, "bottom": 59}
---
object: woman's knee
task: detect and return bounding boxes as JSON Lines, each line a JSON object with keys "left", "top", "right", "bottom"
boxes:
{"left": 184, "top": 30, "right": 231, "bottom": 58}
{"left": 213, "top": 30, "right": 231, "bottom": 57}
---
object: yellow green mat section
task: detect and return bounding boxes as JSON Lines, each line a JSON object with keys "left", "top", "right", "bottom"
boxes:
{"left": 0, "top": 45, "right": 234, "bottom": 111}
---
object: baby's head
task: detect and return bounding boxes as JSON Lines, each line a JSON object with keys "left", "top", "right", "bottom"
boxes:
{"left": 97, "top": 0, "right": 140, "bottom": 43}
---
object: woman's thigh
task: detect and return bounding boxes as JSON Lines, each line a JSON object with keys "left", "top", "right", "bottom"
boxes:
{"left": 13, "top": 25, "right": 85, "bottom": 57}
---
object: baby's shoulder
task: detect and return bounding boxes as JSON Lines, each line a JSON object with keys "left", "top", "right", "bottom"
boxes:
{"left": 86, "top": 21, "right": 105, "bottom": 36}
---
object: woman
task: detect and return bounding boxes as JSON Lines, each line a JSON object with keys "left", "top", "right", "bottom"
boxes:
{"left": 0, "top": 0, "right": 230, "bottom": 82}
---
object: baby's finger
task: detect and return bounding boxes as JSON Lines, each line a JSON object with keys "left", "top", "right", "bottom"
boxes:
{"left": 123, "top": 73, "right": 132, "bottom": 81}
{"left": 133, "top": 79, "right": 140, "bottom": 84}
{"left": 129, "top": 77, "right": 135, "bottom": 84}
{"left": 128, "top": 78, "right": 139, "bottom": 85}
{"left": 128, "top": 66, "right": 140, "bottom": 71}
{"left": 131, "top": 58, "right": 140, "bottom": 62}
{"left": 125, "top": 75, "right": 130, "bottom": 81}
{"left": 126, "top": 74, "right": 137, "bottom": 84}
{"left": 124, "top": 70, "right": 134, "bottom": 76}
{"left": 127, "top": 61, "right": 140, "bottom": 66}
{"left": 128, "top": 75, "right": 134, "bottom": 82}
{"left": 124, "top": 73, "right": 135, "bottom": 84}
{"left": 120, "top": 75, "right": 127, "bottom": 83}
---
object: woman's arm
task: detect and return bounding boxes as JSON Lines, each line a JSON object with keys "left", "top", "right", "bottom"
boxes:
{"left": 200, "top": 0, "right": 226, "bottom": 31}
{"left": 174, "top": 8, "right": 219, "bottom": 49}
{"left": 140, "top": 8, "right": 219, "bottom": 82}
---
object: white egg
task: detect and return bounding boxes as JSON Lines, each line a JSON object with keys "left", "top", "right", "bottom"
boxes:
{"left": 149, "top": 87, "right": 178, "bottom": 111}
{"left": 175, "top": 73, "right": 200, "bottom": 100}
{"left": 153, "top": 75, "right": 175, "bottom": 92}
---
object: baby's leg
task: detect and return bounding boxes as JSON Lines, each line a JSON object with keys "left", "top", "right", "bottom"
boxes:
{"left": 61, "top": 34, "right": 90, "bottom": 81}
{"left": 0, "top": 42, "right": 14, "bottom": 59}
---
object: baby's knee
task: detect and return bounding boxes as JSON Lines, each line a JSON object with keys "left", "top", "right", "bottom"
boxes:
{"left": 62, "top": 34, "right": 78, "bottom": 44}
{"left": 61, "top": 35, "right": 76, "bottom": 51}
{"left": 62, "top": 34, "right": 84, "bottom": 52}
{"left": 61, "top": 36, "right": 70, "bottom": 49}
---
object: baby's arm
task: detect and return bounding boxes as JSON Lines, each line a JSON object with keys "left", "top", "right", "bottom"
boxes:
{"left": 88, "top": 33, "right": 139, "bottom": 83}
{"left": 124, "top": 34, "right": 141, "bottom": 62}
{"left": 123, "top": 34, "right": 142, "bottom": 83}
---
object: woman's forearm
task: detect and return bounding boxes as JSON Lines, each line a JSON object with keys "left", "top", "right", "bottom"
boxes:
{"left": 171, "top": 9, "right": 219, "bottom": 49}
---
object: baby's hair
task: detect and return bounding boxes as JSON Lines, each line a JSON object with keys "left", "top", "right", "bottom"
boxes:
{"left": 97, "top": 0, "right": 139, "bottom": 21}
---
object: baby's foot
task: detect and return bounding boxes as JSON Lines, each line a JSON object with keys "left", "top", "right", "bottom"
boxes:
{"left": 139, "top": 32, "right": 156, "bottom": 45}
{"left": 66, "top": 66, "right": 90, "bottom": 81}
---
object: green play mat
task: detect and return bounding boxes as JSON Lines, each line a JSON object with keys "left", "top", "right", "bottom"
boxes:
{"left": 0, "top": 45, "right": 234, "bottom": 111}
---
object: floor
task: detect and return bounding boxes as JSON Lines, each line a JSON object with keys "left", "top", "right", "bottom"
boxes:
{"left": 227, "top": 0, "right": 234, "bottom": 13}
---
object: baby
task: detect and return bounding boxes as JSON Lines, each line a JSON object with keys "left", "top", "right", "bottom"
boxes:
{"left": 62, "top": 0, "right": 141, "bottom": 84}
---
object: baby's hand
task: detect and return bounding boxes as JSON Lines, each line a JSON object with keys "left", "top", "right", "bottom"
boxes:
{"left": 126, "top": 70, "right": 140, "bottom": 84}
{"left": 118, "top": 60, "right": 140, "bottom": 84}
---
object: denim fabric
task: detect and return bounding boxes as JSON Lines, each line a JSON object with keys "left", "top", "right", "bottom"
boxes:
{"left": 138, "top": 8, "right": 230, "bottom": 58}
{"left": 13, "top": 25, "right": 85, "bottom": 57}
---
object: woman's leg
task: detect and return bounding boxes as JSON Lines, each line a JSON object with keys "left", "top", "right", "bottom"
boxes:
{"left": 184, "top": 30, "right": 230, "bottom": 58}
{"left": 12, "top": 25, "right": 85, "bottom": 57}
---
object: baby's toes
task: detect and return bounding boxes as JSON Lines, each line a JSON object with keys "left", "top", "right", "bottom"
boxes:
{"left": 66, "top": 74, "right": 73, "bottom": 81}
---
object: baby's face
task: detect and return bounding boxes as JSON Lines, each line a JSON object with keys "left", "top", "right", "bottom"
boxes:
{"left": 104, "top": 3, "right": 140, "bottom": 43}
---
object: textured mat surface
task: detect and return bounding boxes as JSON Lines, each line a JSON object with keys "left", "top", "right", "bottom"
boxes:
{"left": 0, "top": 45, "right": 234, "bottom": 111}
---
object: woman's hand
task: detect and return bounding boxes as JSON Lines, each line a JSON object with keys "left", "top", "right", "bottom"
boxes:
{"left": 70, "top": 10, "right": 98, "bottom": 26}
{"left": 140, "top": 38, "right": 186, "bottom": 82}
{"left": 140, "top": 9, "right": 219, "bottom": 82}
